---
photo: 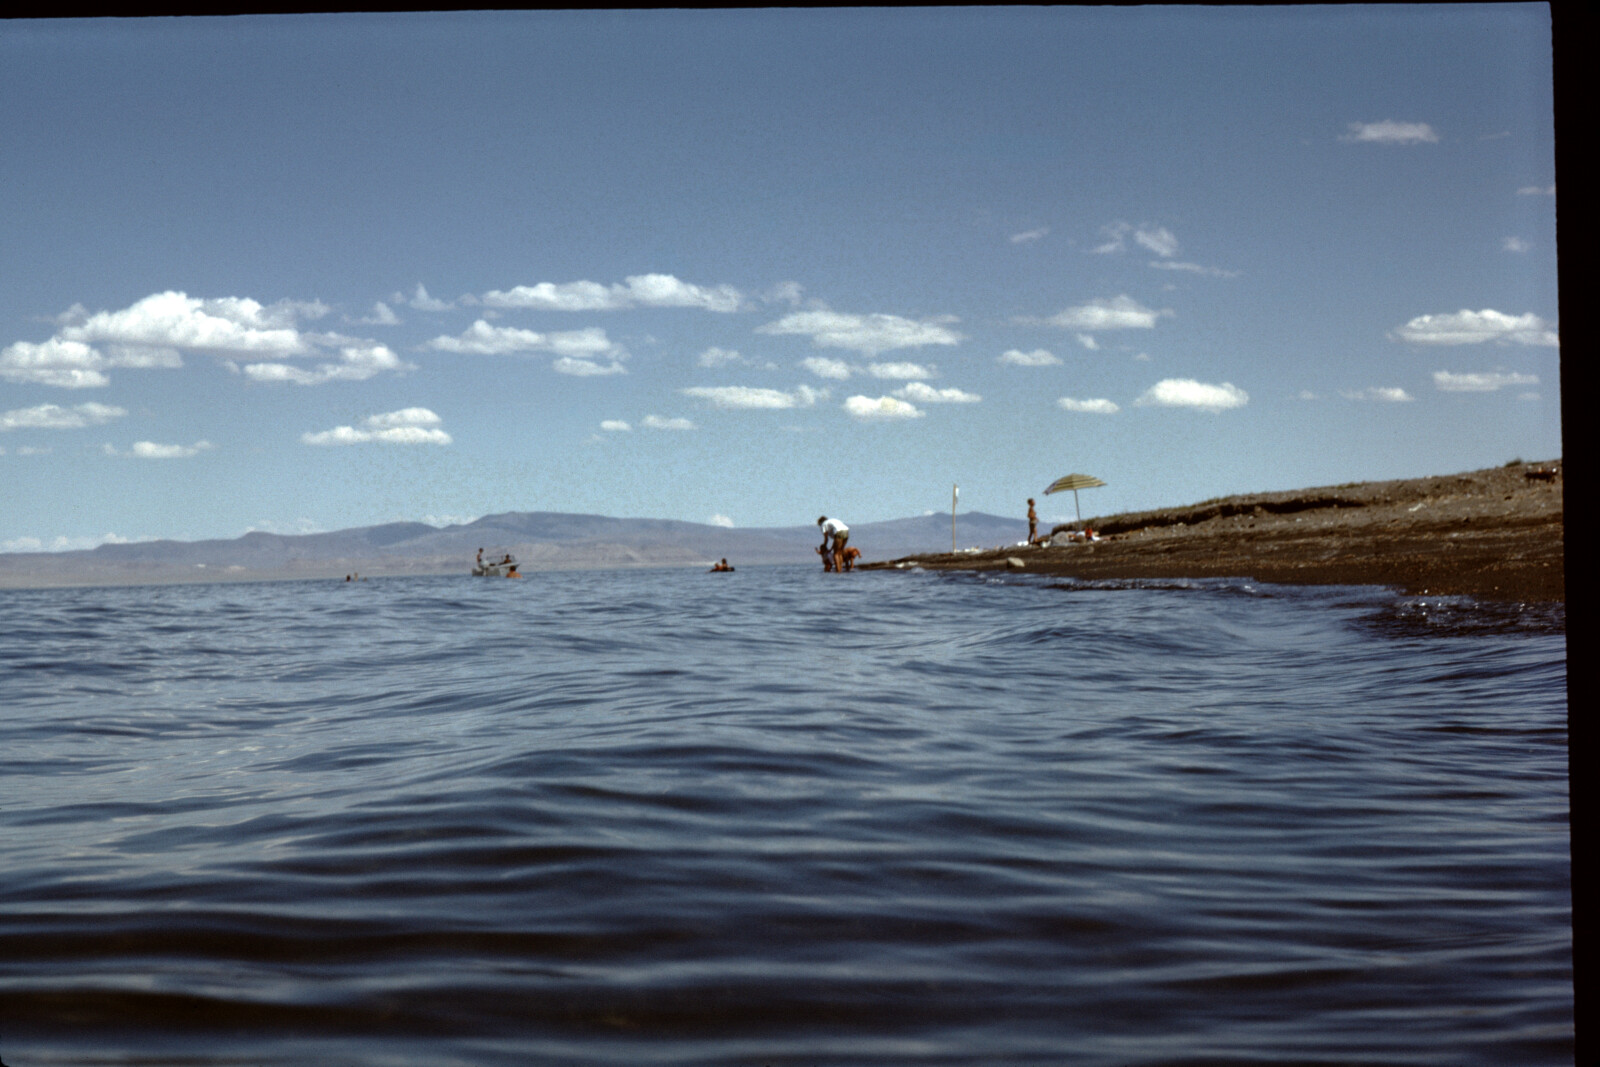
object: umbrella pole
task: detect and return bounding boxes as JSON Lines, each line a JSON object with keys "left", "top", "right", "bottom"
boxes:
{"left": 1074, "top": 489, "right": 1082, "bottom": 524}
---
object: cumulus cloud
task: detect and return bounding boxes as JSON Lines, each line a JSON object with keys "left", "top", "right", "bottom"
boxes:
{"left": 895, "top": 382, "right": 980, "bottom": 404}
{"left": 698, "top": 347, "right": 744, "bottom": 368}
{"left": 1392, "top": 309, "right": 1558, "bottom": 347}
{"left": 241, "top": 343, "right": 410, "bottom": 386}
{"left": 1034, "top": 296, "right": 1169, "bottom": 331}
{"left": 866, "top": 361, "right": 933, "bottom": 380}
{"left": 4, "top": 291, "right": 410, "bottom": 389}
{"left": 1010, "top": 226, "right": 1050, "bottom": 244}
{"left": 1135, "top": 378, "right": 1248, "bottom": 412}
{"left": 682, "top": 385, "right": 826, "bottom": 410}
{"left": 61, "top": 291, "right": 317, "bottom": 355}
{"left": 1343, "top": 120, "right": 1439, "bottom": 144}
{"left": 708, "top": 514, "right": 735, "bottom": 528}
{"left": 844, "top": 395, "right": 923, "bottom": 420}
{"left": 2, "top": 402, "right": 127, "bottom": 431}
{"left": 1501, "top": 237, "right": 1531, "bottom": 254}
{"left": 360, "top": 301, "right": 400, "bottom": 325}
{"left": 302, "top": 407, "right": 452, "bottom": 446}
{"left": 641, "top": 415, "right": 695, "bottom": 430}
{"left": 430, "top": 321, "right": 628, "bottom": 375}
{"left": 104, "top": 440, "right": 214, "bottom": 459}
{"left": 1339, "top": 387, "right": 1414, "bottom": 402}
{"left": 600, "top": 420, "right": 632, "bottom": 432}
{"left": 481, "top": 273, "right": 743, "bottom": 313}
{"left": 408, "top": 284, "right": 454, "bottom": 312}
{"left": 800, "top": 356, "right": 854, "bottom": 380}
{"left": 1, "top": 339, "right": 112, "bottom": 387}
{"left": 757, "top": 310, "right": 962, "bottom": 356}
{"left": 1057, "top": 397, "right": 1120, "bottom": 414}
{"left": 1432, "top": 370, "right": 1540, "bottom": 392}
{"left": 998, "top": 348, "right": 1061, "bottom": 367}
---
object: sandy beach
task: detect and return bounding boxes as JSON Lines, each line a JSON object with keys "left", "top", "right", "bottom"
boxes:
{"left": 862, "top": 461, "right": 1565, "bottom": 603}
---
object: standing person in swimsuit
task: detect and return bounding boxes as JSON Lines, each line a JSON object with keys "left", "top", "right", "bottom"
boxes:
{"left": 817, "top": 516, "right": 849, "bottom": 573}
{"left": 1027, "top": 498, "right": 1038, "bottom": 544}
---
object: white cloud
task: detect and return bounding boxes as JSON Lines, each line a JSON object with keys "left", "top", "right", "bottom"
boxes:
{"left": 431, "top": 321, "right": 628, "bottom": 375}
{"left": 895, "top": 382, "right": 980, "bottom": 404}
{"left": 1037, "top": 295, "right": 1169, "bottom": 331}
{"left": 1343, "top": 120, "right": 1439, "bottom": 144}
{"left": 600, "top": 419, "right": 632, "bottom": 432}
{"left": 302, "top": 407, "right": 452, "bottom": 446}
{"left": 60, "top": 291, "right": 314, "bottom": 356}
{"left": 1092, "top": 222, "right": 1131, "bottom": 254}
{"left": 698, "top": 346, "right": 744, "bottom": 368}
{"left": 241, "top": 343, "right": 409, "bottom": 386}
{"left": 1010, "top": 226, "right": 1050, "bottom": 244}
{"left": 1339, "top": 387, "right": 1414, "bottom": 402}
{"left": 1057, "top": 397, "right": 1120, "bottom": 414}
{"left": 552, "top": 357, "right": 628, "bottom": 376}
{"left": 1, "top": 339, "right": 112, "bottom": 387}
{"left": 1135, "top": 378, "right": 1248, "bottom": 412}
{"left": 1133, "top": 226, "right": 1179, "bottom": 258}
{"left": 2, "top": 531, "right": 149, "bottom": 554}
{"left": 761, "top": 281, "right": 806, "bottom": 307}
{"left": 641, "top": 415, "right": 695, "bottom": 430}
{"left": 844, "top": 395, "right": 923, "bottom": 420}
{"left": 1501, "top": 237, "right": 1531, "bottom": 254}
{"left": 1149, "top": 261, "right": 1241, "bottom": 278}
{"left": 866, "top": 361, "right": 933, "bottom": 380}
{"left": 481, "top": 273, "right": 743, "bottom": 313}
{"left": 1432, "top": 370, "right": 1540, "bottom": 392}
{"left": 2, "top": 402, "right": 128, "bottom": 431}
{"left": 361, "top": 301, "right": 400, "bottom": 325}
{"left": 708, "top": 514, "right": 735, "bottom": 528}
{"left": 1075, "top": 334, "right": 1100, "bottom": 350}
{"left": 998, "top": 348, "right": 1061, "bottom": 366}
{"left": 5, "top": 292, "right": 410, "bottom": 389}
{"left": 1517, "top": 184, "right": 1555, "bottom": 196}
{"left": 408, "top": 284, "right": 453, "bottom": 312}
{"left": 800, "top": 356, "right": 854, "bottom": 379}
{"left": 757, "top": 310, "right": 962, "bottom": 356}
{"left": 104, "top": 439, "right": 215, "bottom": 459}
{"left": 1393, "top": 309, "right": 1558, "bottom": 347}
{"left": 682, "top": 385, "right": 825, "bottom": 410}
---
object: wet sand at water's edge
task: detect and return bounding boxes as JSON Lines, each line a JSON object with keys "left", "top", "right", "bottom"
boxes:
{"left": 862, "top": 461, "right": 1565, "bottom": 604}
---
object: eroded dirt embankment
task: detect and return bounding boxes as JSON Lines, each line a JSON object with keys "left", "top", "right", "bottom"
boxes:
{"left": 862, "top": 461, "right": 1565, "bottom": 603}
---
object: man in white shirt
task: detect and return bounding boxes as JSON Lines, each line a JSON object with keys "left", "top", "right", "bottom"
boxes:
{"left": 817, "top": 516, "right": 849, "bottom": 573}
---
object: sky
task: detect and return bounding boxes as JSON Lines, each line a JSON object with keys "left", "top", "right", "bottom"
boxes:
{"left": 0, "top": 6, "right": 1561, "bottom": 551}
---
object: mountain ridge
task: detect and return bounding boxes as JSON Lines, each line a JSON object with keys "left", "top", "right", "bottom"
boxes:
{"left": 1, "top": 510, "right": 1030, "bottom": 588}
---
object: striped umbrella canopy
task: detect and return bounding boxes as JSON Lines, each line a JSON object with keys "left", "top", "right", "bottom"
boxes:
{"left": 1043, "top": 473, "right": 1106, "bottom": 524}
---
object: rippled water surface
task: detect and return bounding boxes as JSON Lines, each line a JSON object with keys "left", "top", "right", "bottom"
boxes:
{"left": 0, "top": 567, "right": 1570, "bottom": 1065}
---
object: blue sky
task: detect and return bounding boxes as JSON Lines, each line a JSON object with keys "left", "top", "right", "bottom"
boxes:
{"left": 1, "top": 7, "right": 1560, "bottom": 551}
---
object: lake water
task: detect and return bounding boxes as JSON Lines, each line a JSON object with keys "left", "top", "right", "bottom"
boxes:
{"left": 0, "top": 566, "right": 1570, "bottom": 1065}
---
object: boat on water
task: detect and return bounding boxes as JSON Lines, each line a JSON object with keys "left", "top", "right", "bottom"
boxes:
{"left": 472, "top": 553, "right": 521, "bottom": 578}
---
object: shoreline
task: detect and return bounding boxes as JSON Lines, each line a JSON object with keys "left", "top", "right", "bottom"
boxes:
{"left": 861, "top": 461, "right": 1565, "bottom": 604}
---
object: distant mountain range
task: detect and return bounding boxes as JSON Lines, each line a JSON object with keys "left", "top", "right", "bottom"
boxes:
{"left": 0, "top": 511, "right": 1030, "bottom": 587}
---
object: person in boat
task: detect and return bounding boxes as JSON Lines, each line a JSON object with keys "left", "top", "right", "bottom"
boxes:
{"left": 817, "top": 515, "right": 849, "bottom": 573}
{"left": 709, "top": 558, "right": 734, "bottom": 572}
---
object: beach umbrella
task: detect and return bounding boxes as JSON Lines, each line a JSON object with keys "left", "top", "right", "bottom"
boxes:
{"left": 1043, "top": 473, "right": 1106, "bottom": 524}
